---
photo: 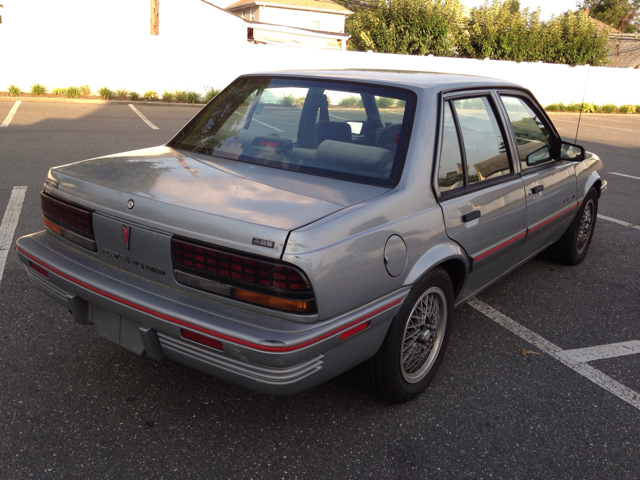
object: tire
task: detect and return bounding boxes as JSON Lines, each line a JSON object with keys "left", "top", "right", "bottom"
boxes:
{"left": 548, "top": 188, "right": 598, "bottom": 265}
{"left": 359, "top": 268, "right": 453, "bottom": 403}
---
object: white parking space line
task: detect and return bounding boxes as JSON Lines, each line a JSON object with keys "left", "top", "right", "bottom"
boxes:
{"left": 128, "top": 104, "right": 159, "bottom": 130}
{"left": 597, "top": 214, "right": 640, "bottom": 231}
{"left": 551, "top": 119, "right": 637, "bottom": 132}
{"left": 577, "top": 122, "right": 636, "bottom": 133}
{"left": 610, "top": 172, "right": 640, "bottom": 181}
{"left": 0, "top": 186, "right": 28, "bottom": 285}
{"left": 468, "top": 298, "right": 640, "bottom": 412}
{"left": 577, "top": 115, "right": 638, "bottom": 124}
{"left": 1, "top": 101, "right": 22, "bottom": 127}
{"left": 557, "top": 341, "right": 640, "bottom": 364}
{"left": 232, "top": 111, "right": 284, "bottom": 132}
{"left": 329, "top": 114, "right": 349, "bottom": 121}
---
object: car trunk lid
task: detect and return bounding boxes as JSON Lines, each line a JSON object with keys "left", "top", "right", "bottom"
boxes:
{"left": 46, "top": 146, "right": 387, "bottom": 261}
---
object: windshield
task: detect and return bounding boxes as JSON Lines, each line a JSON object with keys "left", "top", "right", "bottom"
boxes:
{"left": 169, "top": 77, "right": 416, "bottom": 187}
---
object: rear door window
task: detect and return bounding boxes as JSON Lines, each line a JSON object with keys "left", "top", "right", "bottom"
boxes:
{"left": 452, "top": 97, "right": 511, "bottom": 185}
{"left": 438, "top": 103, "right": 464, "bottom": 192}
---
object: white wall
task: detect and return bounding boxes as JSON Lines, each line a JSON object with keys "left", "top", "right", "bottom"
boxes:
{"left": 0, "top": 0, "right": 638, "bottom": 105}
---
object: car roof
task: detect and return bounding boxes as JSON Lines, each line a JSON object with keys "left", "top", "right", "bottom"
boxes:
{"left": 243, "top": 69, "right": 522, "bottom": 93}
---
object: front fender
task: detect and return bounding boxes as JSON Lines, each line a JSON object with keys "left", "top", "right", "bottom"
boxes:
{"left": 575, "top": 152, "right": 604, "bottom": 201}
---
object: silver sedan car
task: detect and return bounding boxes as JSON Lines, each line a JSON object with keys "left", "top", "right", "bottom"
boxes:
{"left": 17, "top": 70, "right": 606, "bottom": 402}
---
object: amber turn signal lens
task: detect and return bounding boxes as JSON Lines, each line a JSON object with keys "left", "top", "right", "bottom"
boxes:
{"left": 42, "top": 215, "right": 62, "bottom": 235}
{"left": 233, "top": 288, "right": 311, "bottom": 313}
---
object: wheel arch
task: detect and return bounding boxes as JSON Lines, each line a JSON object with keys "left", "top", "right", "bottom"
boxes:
{"left": 404, "top": 242, "right": 469, "bottom": 301}
{"left": 585, "top": 172, "right": 603, "bottom": 197}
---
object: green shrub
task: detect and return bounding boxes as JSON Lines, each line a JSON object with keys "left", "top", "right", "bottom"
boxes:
{"left": 294, "top": 96, "right": 306, "bottom": 106}
{"left": 162, "top": 90, "right": 174, "bottom": 102}
{"left": 338, "top": 96, "right": 361, "bottom": 108}
{"left": 565, "top": 103, "right": 582, "bottom": 112}
{"left": 376, "top": 96, "right": 396, "bottom": 108}
{"left": 51, "top": 87, "right": 66, "bottom": 95}
{"left": 115, "top": 88, "right": 129, "bottom": 99}
{"left": 545, "top": 103, "right": 563, "bottom": 112}
{"left": 635, "top": 105, "right": 640, "bottom": 114}
{"left": 79, "top": 85, "right": 91, "bottom": 96}
{"left": 185, "top": 91, "right": 201, "bottom": 104}
{"left": 203, "top": 87, "right": 220, "bottom": 103}
{"left": 601, "top": 103, "right": 617, "bottom": 113}
{"left": 98, "top": 87, "right": 114, "bottom": 100}
{"left": 65, "top": 87, "right": 80, "bottom": 98}
{"left": 347, "top": 0, "right": 465, "bottom": 56}
{"left": 143, "top": 90, "right": 159, "bottom": 100}
{"left": 8, "top": 85, "right": 21, "bottom": 96}
{"left": 174, "top": 90, "right": 187, "bottom": 103}
{"left": 280, "top": 94, "right": 295, "bottom": 107}
{"left": 30, "top": 83, "right": 47, "bottom": 96}
{"left": 618, "top": 104, "right": 635, "bottom": 114}
{"left": 346, "top": 0, "right": 609, "bottom": 66}
{"left": 129, "top": 91, "right": 140, "bottom": 101}
{"left": 581, "top": 102, "right": 595, "bottom": 113}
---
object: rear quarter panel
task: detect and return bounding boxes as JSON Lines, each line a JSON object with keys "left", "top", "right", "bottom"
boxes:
{"left": 283, "top": 90, "right": 470, "bottom": 320}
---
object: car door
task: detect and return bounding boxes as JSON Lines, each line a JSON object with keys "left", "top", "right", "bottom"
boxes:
{"left": 435, "top": 92, "right": 527, "bottom": 301}
{"left": 497, "top": 93, "right": 579, "bottom": 264}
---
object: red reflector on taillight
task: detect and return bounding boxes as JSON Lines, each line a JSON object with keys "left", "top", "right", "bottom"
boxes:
{"left": 339, "top": 321, "right": 370, "bottom": 341}
{"left": 182, "top": 329, "right": 223, "bottom": 351}
{"left": 30, "top": 261, "right": 48, "bottom": 278}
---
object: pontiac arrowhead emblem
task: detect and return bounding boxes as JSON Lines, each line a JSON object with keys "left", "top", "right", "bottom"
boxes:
{"left": 122, "top": 225, "right": 131, "bottom": 250}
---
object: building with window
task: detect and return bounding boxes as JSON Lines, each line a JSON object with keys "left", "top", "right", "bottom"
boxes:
{"left": 224, "top": 0, "right": 352, "bottom": 33}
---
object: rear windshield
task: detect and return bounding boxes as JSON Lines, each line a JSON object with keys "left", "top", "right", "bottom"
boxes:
{"left": 169, "top": 77, "right": 416, "bottom": 187}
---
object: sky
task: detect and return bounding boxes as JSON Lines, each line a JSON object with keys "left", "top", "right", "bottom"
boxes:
{"left": 460, "top": 0, "right": 581, "bottom": 20}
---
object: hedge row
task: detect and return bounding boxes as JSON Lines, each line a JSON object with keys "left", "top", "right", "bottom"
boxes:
{"left": 545, "top": 103, "right": 640, "bottom": 113}
{"left": 346, "top": 0, "right": 610, "bottom": 66}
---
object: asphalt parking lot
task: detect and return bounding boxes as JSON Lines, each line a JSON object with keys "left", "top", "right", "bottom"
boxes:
{"left": 0, "top": 99, "right": 639, "bottom": 478}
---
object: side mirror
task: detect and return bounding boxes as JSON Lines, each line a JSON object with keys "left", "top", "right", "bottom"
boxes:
{"left": 526, "top": 145, "right": 551, "bottom": 166}
{"left": 346, "top": 121, "right": 363, "bottom": 135}
{"left": 560, "top": 142, "right": 585, "bottom": 161}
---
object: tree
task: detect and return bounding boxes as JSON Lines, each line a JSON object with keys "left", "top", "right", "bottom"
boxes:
{"left": 463, "top": 0, "right": 544, "bottom": 62}
{"left": 346, "top": 0, "right": 466, "bottom": 56}
{"left": 579, "top": 0, "right": 640, "bottom": 32}
{"left": 345, "top": 0, "right": 610, "bottom": 65}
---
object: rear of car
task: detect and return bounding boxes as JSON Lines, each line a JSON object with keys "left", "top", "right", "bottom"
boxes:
{"left": 16, "top": 74, "right": 419, "bottom": 395}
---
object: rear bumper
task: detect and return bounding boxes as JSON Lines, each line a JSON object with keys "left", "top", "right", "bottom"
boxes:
{"left": 17, "top": 231, "right": 408, "bottom": 395}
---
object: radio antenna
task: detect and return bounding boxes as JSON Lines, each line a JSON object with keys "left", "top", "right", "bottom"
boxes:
{"left": 575, "top": 65, "right": 591, "bottom": 144}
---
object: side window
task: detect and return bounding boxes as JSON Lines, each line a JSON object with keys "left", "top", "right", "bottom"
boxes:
{"left": 438, "top": 102, "right": 463, "bottom": 191}
{"left": 452, "top": 97, "right": 511, "bottom": 185}
{"left": 500, "top": 95, "right": 553, "bottom": 170}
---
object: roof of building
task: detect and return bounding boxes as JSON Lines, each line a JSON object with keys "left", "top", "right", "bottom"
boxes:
{"left": 589, "top": 16, "right": 623, "bottom": 35}
{"left": 225, "top": 0, "right": 352, "bottom": 14}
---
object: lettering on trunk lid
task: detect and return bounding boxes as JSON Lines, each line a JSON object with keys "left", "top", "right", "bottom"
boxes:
{"left": 101, "top": 247, "right": 166, "bottom": 275}
{"left": 252, "top": 238, "right": 275, "bottom": 249}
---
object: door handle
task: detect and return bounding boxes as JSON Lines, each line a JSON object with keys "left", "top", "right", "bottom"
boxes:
{"left": 529, "top": 185, "right": 544, "bottom": 195}
{"left": 462, "top": 210, "right": 481, "bottom": 222}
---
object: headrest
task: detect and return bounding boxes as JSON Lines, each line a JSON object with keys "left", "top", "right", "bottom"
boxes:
{"left": 314, "top": 121, "right": 352, "bottom": 146}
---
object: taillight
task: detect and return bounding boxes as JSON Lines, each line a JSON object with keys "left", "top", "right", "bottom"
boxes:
{"left": 41, "top": 191, "right": 96, "bottom": 251}
{"left": 171, "top": 237, "right": 315, "bottom": 313}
